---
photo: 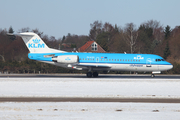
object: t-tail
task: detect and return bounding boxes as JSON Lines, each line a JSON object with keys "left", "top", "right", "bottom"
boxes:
{"left": 18, "top": 32, "right": 65, "bottom": 53}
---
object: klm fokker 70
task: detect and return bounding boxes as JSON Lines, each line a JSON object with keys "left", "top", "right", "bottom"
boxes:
{"left": 17, "top": 32, "right": 173, "bottom": 77}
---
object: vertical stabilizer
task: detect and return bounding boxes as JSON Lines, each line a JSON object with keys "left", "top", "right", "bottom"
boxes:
{"left": 18, "top": 32, "right": 65, "bottom": 53}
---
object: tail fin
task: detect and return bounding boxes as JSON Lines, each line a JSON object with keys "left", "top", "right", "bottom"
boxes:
{"left": 18, "top": 32, "right": 65, "bottom": 53}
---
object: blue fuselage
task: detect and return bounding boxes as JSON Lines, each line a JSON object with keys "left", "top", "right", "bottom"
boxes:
{"left": 28, "top": 52, "right": 172, "bottom": 72}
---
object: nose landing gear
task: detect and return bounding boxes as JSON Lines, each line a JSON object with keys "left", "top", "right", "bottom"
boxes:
{"left": 151, "top": 71, "right": 161, "bottom": 78}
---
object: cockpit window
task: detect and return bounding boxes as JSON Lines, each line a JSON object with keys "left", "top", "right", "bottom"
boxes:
{"left": 156, "top": 59, "right": 165, "bottom": 62}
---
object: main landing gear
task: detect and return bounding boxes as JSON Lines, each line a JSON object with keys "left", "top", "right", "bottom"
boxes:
{"left": 86, "top": 72, "right": 98, "bottom": 77}
{"left": 151, "top": 74, "right": 155, "bottom": 78}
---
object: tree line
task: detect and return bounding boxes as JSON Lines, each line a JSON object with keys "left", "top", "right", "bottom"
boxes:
{"left": 0, "top": 19, "right": 180, "bottom": 74}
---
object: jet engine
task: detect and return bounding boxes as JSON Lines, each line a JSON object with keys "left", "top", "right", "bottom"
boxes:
{"left": 52, "top": 55, "right": 78, "bottom": 63}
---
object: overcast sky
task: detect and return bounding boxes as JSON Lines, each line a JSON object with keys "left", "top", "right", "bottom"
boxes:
{"left": 1, "top": 0, "right": 180, "bottom": 39}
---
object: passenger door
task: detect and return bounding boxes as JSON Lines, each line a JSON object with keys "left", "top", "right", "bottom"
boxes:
{"left": 96, "top": 57, "right": 99, "bottom": 62}
{"left": 146, "top": 58, "right": 152, "bottom": 67}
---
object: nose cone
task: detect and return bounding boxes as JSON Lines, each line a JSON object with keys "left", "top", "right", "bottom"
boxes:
{"left": 167, "top": 63, "right": 173, "bottom": 70}
{"left": 169, "top": 64, "right": 173, "bottom": 70}
{"left": 159, "top": 62, "right": 173, "bottom": 71}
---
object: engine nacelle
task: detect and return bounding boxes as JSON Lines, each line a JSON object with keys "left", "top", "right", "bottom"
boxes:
{"left": 52, "top": 55, "right": 78, "bottom": 63}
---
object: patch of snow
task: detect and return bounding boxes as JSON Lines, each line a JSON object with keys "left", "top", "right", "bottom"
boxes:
{"left": 0, "top": 78, "right": 180, "bottom": 98}
{"left": 1, "top": 102, "right": 180, "bottom": 120}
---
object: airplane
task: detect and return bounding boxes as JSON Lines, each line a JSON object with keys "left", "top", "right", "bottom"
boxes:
{"left": 16, "top": 32, "right": 173, "bottom": 77}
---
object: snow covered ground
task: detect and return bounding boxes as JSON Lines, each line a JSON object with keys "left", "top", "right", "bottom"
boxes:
{"left": 1, "top": 102, "right": 180, "bottom": 120}
{"left": 0, "top": 77, "right": 180, "bottom": 120}
{"left": 0, "top": 78, "right": 180, "bottom": 98}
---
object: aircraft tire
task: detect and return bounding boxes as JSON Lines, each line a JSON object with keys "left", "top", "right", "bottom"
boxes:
{"left": 93, "top": 72, "right": 98, "bottom": 77}
{"left": 151, "top": 74, "right": 155, "bottom": 78}
{"left": 87, "top": 72, "right": 92, "bottom": 77}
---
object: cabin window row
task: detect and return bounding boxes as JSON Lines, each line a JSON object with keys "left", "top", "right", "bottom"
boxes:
{"left": 79, "top": 58, "right": 141, "bottom": 62}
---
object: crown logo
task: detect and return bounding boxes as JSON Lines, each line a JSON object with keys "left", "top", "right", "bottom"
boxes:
{"left": 32, "top": 38, "right": 40, "bottom": 43}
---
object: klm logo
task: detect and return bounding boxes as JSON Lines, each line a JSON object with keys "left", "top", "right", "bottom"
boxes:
{"left": 134, "top": 55, "right": 144, "bottom": 60}
{"left": 65, "top": 57, "right": 71, "bottom": 61}
{"left": 28, "top": 38, "right": 45, "bottom": 48}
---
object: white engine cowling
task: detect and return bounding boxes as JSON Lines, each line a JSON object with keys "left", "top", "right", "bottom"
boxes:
{"left": 52, "top": 55, "right": 78, "bottom": 63}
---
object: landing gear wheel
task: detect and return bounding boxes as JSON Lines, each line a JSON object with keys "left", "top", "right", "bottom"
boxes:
{"left": 151, "top": 74, "right": 155, "bottom": 78}
{"left": 87, "top": 72, "right": 92, "bottom": 77}
{"left": 93, "top": 72, "right": 98, "bottom": 77}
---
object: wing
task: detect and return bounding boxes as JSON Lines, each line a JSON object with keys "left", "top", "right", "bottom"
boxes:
{"left": 74, "top": 63, "right": 111, "bottom": 69}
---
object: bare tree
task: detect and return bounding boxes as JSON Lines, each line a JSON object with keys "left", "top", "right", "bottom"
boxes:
{"left": 18, "top": 27, "right": 30, "bottom": 33}
{"left": 143, "top": 20, "right": 164, "bottom": 42}
{"left": 89, "top": 21, "right": 102, "bottom": 40}
{"left": 123, "top": 23, "right": 138, "bottom": 53}
{"left": 32, "top": 28, "right": 43, "bottom": 38}
{"left": 103, "top": 22, "right": 114, "bottom": 33}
